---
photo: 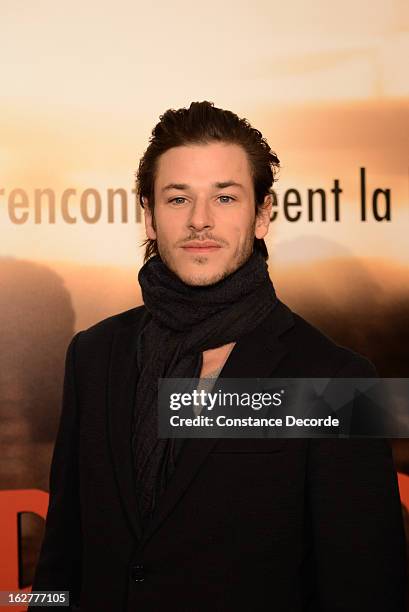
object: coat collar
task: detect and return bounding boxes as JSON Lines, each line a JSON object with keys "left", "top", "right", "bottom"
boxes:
{"left": 107, "top": 300, "right": 295, "bottom": 544}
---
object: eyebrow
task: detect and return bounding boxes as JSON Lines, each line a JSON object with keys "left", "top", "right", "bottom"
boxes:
{"left": 214, "top": 181, "right": 244, "bottom": 190}
{"left": 162, "top": 183, "right": 190, "bottom": 192}
{"left": 161, "top": 181, "right": 244, "bottom": 192}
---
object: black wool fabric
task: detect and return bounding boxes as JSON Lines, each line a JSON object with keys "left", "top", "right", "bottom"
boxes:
{"left": 132, "top": 250, "right": 278, "bottom": 526}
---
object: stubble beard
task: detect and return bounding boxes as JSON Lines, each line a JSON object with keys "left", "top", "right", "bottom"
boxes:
{"left": 157, "top": 221, "right": 256, "bottom": 287}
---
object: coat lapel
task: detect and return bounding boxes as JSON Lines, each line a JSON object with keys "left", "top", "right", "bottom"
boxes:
{"left": 107, "top": 310, "right": 150, "bottom": 542}
{"left": 139, "top": 300, "right": 295, "bottom": 545}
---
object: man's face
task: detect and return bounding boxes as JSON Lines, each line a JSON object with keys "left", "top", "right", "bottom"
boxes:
{"left": 144, "top": 142, "right": 272, "bottom": 286}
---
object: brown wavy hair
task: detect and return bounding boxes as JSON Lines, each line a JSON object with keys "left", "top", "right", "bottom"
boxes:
{"left": 135, "top": 101, "right": 280, "bottom": 262}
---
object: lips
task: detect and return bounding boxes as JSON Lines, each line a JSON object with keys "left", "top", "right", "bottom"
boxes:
{"left": 181, "top": 241, "right": 221, "bottom": 252}
{"left": 183, "top": 241, "right": 220, "bottom": 248}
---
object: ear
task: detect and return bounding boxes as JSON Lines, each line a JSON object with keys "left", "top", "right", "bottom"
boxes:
{"left": 254, "top": 194, "right": 272, "bottom": 239}
{"left": 143, "top": 198, "right": 157, "bottom": 240}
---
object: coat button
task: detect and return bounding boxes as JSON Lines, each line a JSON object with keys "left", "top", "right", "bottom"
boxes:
{"left": 131, "top": 564, "right": 146, "bottom": 582}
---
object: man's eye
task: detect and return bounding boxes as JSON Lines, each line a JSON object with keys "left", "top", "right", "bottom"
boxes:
{"left": 218, "top": 195, "right": 235, "bottom": 204}
{"left": 170, "top": 197, "right": 187, "bottom": 204}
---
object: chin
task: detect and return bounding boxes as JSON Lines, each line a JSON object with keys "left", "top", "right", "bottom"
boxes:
{"left": 176, "top": 264, "right": 235, "bottom": 287}
{"left": 182, "top": 273, "right": 225, "bottom": 287}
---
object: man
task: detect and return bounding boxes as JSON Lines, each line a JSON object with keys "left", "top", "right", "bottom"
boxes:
{"left": 31, "top": 101, "right": 406, "bottom": 611}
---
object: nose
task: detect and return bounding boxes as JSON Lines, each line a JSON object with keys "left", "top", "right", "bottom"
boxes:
{"left": 187, "top": 198, "right": 214, "bottom": 232}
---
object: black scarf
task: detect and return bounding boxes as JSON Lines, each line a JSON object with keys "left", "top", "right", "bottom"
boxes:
{"left": 132, "top": 250, "right": 278, "bottom": 527}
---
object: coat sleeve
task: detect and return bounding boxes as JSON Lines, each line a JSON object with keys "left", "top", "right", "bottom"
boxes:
{"left": 306, "top": 355, "right": 407, "bottom": 611}
{"left": 29, "top": 333, "right": 83, "bottom": 610}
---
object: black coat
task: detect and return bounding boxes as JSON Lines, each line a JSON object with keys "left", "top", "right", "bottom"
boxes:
{"left": 31, "top": 300, "right": 407, "bottom": 611}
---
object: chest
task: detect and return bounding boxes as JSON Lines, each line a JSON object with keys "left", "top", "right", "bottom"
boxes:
{"left": 200, "top": 342, "right": 236, "bottom": 377}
